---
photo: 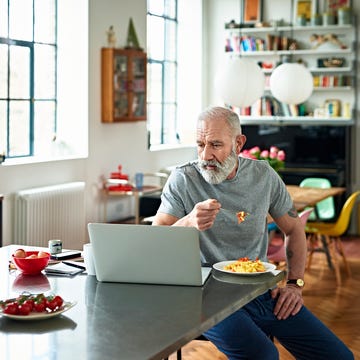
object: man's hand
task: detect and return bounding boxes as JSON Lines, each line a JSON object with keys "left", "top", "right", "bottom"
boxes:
{"left": 271, "top": 285, "right": 304, "bottom": 320}
{"left": 187, "top": 199, "right": 221, "bottom": 231}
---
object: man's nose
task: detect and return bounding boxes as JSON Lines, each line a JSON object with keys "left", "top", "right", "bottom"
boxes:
{"left": 201, "top": 145, "right": 213, "bottom": 161}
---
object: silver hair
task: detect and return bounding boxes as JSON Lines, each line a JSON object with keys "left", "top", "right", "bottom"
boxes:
{"left": 197, "top": 106, "right": 242, "bottom": 136}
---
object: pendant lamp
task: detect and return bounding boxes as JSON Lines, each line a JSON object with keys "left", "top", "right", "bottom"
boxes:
{"left": 215, "top": 57, "right": 265, "bottom": 108}
{"left": 269, "top": 63, "right": 313, "bottom": 105}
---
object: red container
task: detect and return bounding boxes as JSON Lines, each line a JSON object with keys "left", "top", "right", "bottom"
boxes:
{"left": 12, "top": 251, "right": 50, "bottom": 275}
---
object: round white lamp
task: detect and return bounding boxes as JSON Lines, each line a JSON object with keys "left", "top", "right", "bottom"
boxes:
{"left": 215, "top": 57, "right": 265, "bottom": 108}
{"left": 269, "top": 63, "right": 313, "bottom": 105}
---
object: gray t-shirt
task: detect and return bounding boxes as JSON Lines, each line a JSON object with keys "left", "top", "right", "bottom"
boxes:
{"left": 158, "top": 157, "right": 293, "bottom": 264}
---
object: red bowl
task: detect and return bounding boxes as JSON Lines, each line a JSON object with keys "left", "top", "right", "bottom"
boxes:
{"left": 12, "top": 251, "right": 50, "bottom": 275}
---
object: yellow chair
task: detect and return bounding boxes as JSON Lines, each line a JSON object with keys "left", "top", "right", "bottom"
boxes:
{"left": 305, "top": 190, "right": 360, "bottom": 286}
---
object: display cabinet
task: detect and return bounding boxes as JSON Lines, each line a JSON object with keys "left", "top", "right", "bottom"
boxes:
{"left": 101, "top": 48, "right": 147, "bottom": 122}
{"left": 224, "top": 22, "right": 357, "bottom": 126}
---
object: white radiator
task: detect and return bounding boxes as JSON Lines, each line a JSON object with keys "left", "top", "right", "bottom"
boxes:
{"left": 14, "top": 182, "right": 86, "bottom": 250}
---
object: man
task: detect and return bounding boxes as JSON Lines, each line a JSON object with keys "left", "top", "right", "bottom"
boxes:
{"left": 152, "top": 107, "right": 353, "bottom": 359}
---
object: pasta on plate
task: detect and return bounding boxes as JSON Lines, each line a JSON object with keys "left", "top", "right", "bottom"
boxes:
{"left": 224, "top": 257, "right": 266, "bottom": 273}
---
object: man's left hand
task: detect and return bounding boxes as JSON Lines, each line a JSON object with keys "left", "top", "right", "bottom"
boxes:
{"left": 271, "top": 285, "right": 304, "bottom": 320}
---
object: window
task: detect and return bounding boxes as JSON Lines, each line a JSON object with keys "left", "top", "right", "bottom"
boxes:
{"left": 0, "top": 0, "right": 57, "bottom": 159}
{"left": 147, "top": 0, "right": 202, "bottom": 149}
{"left": 0, "top": 0, "right": 88, "bottom": 163}
{"left": 147, "top": 0, "right": 178, "bottom": 146}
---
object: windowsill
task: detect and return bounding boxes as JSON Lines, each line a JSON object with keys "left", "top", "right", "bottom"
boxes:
{"left": 1, "top": 153, "right": 88, "bottom": 167}
{"left": 150, "top": 143, "right": 196, "bottom": 152}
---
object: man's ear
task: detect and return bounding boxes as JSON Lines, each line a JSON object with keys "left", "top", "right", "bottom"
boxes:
{"left": 235, "top": 134, "right": 247, "bottom": 154}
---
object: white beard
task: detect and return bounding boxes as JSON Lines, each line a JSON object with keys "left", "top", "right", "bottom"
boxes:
{"left": 198, "top": 151, "right": 238, "bottom": 185}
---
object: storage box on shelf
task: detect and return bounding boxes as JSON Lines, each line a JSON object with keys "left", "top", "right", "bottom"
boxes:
{"left": 224, "top": 21, "right": 357, "bottom": 126}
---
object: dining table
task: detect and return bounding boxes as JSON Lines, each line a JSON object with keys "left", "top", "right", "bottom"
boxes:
{"left": 286, "top": 185, "right": 346, "bottom": 212}
{"left": 0, "top": 245, "right": 284, "bottom": 360}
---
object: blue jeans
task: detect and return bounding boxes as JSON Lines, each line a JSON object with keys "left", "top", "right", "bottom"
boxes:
{"left": 203, "top": 291, "right": 354, "bottom": 360}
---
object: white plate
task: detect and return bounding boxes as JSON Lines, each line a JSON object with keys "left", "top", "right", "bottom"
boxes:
{"left": 0, "top": 301, "right": 76, "bottom": 321}
{"left": 213, "top": 260, "right": 276, "bottom": 276}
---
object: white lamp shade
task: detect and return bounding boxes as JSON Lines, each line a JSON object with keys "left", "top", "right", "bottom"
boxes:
{"left": 269, "top": 63, "right": 313, "bottom": 105}
{"left": 215, "top": 57, "right": 265, "bottom": 108}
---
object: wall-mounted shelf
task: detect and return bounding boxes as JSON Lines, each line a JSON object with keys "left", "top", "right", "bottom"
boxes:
{"left": 225, "top": 19, "right": 357, "bottom": 123}
{"left": 238, "top": 116, "right": 354, "bottom": 126}
{"left": 223, "top": 8, "right": 357, "bottom": 190}
{"left": 101, "top": 47, "right": 147, "bottom": 123}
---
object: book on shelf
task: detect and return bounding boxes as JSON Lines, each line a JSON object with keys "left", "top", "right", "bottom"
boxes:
{"left": 236, "top": 96, "right": 309, "bottom": 118}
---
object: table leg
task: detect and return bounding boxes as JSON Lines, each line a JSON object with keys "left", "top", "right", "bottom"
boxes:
{"left": 103, "top": 192, "right": 108, "bottom": 223}
{"left": 134, "top": 192, "right": 140, "bottom": 224}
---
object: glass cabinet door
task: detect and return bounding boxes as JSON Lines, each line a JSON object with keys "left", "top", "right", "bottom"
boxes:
{"left": 101, "top": 48, "right": 147, "bottom": 122}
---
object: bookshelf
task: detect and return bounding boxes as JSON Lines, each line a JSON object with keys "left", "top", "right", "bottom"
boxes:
{"left": 224, "top": 22, "right": 357, "bottom": 126}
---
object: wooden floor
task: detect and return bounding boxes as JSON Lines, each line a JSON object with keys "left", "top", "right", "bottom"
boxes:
{"left": 169, "top": 252, "right": 360, "bottom": 359}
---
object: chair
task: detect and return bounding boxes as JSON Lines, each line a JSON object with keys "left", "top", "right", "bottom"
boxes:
{"left": 305, "top": 191, "right": 360, "bottom": 286}
{"left": 299, "top": 178, "right": 335, "bottom": 221}
{"left": 139, "top": 172, "right": 168, "bottom": 222}
{"left": 267, "top": 208, "right": 314, "bottom": 266}
{"left": 299, "top": 178, "right": 336, "bottom": 221}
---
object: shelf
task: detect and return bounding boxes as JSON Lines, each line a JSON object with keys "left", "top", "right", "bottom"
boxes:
{"left": 238, "top": 116, "right": 354, "bottom": 126}
{"left": 313, "top": 86, "right": 352, "bottom": 92}
{"left": 224, "top": 15, "right": 356, "bottom": 131}
{"left": 263, "top": 67, "right": 352, "bottom": 74}
{"left": 263, "top": 87, "right": 352, "bottom": 93}
{"left": 230, "top": 48, "right": 352, "bottom": 57}
{"left": 309, "top": 67, "right": 352, "bottom": 73}
{"left": 226, "top": 24, "right": 354, "bottom": 34}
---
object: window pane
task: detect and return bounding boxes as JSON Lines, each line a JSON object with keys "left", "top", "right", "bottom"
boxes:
{"left": 9, "top": 0, "right": 33, "bottom": 41}
{"left": 9, "top": 101, "right": 30, "bottom": 157}
{"left": 148, "top": 0, "right": 164, "bottom": 16}
{"left": 164, "top": 0, "right": 176, "bottom": 19}
{"left": 0, "top": 101, "right": 7, "bottom": 153}
{"left": 147, "top": 63, "right": 163, "bottom": 103}
{"left": 0, "top": 44, "right": 8, "bottom": 98}
{"left": 0, "top": 0, "right": 8, "bottom": 37}
{"left": 164, "top": 62, "right": 176, "bottom": 103}
{"left": 163, "top": 103, "right": 177, "bottom": 143}
{"left": 148, "top": 103, "right": 162, "bottom": 145}
{"left": 34, "top": 44, "right": 56, "bottom": 98}
{"left": 34, "top": 0, "right": 56, "bottom": 44}
{"left": 9, "top": 46, "right": 30, "bottom": 99}
{"left": 165, "top": 20, "right": 176, "bottom": 61}
{"left": 147, "top": 16, "right": 164, "bottom": 60}
{"left": 34, "top": 101, "right": 55, "bottom": 154}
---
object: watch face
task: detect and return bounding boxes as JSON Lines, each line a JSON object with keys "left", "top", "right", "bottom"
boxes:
{"left": 296, "top": 279, "right": 305, "bottom": 287}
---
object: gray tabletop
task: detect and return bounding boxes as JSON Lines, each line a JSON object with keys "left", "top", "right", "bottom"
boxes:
{"left": 0, "top": 245, "right": 284, "bottom": 360}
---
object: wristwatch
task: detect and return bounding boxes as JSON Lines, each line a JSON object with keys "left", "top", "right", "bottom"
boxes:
{"left": 287, "top": 279, "right": 305, "bottom": 288}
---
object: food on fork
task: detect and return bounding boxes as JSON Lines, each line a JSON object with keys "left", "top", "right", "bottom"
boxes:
{"left": 236, "top": 211, "right": 249, "bottom": 224}
{"left": 224, "top": 257, "right": 266, "bottom": 273}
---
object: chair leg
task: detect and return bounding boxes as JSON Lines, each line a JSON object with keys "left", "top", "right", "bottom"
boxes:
{"left": 326, "top": 235, "right": 342, "bottom": 286}
{"left": 335, "top": 237, "right": 352, "bottom": 277}
{"left": 318, "top": 234, "right": 334, "bottom": 270}
{"left": 306, "top": 233, "right": 317, "bottom": 270}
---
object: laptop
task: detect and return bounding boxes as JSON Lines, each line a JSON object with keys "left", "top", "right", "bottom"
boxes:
{"left": 87, "top": 223, "right": 212, "bottom": 286}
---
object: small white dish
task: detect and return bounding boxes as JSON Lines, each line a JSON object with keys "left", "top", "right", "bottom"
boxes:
{"left": 0, "top": 301, "right": 76, "bottom": 321}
